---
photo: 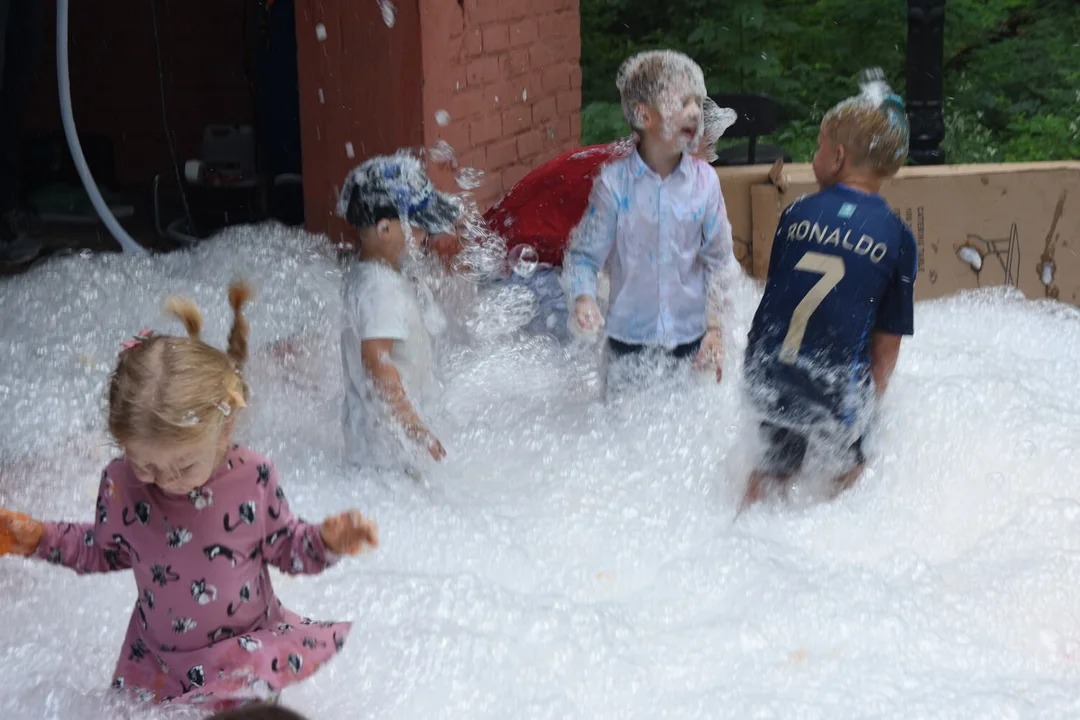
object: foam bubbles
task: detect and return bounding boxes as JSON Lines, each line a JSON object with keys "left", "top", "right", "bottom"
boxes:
{"left": 455, "top": 167, "right": 484, "bottom": 191}
{"left": 507, "top": 244, "right": 539, "bottom": 279}
{"left": 427, "top": 140, "right": 457, "bottom": 168}
{"left": 377, "top": 0, "right": 396, "bottom": 28}
{"left": 464, "top": 284, "right": 538, "bottom": 339}
{"left": 1, "top": 228, "right": 1080, "bottom": 718}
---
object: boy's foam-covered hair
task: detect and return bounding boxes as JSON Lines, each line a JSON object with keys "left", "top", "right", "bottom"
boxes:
{"left": 616, "top": 49, "right": 707, "bottom": 130}
{"left": 821, "top": 67, "right": 910, "bottom": 177}
{"left": 108, "top": 282, "right": 252, "bottom": 448}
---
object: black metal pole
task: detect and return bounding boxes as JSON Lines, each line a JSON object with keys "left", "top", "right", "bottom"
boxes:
{"left": 906, "top": 0, "right": 947, "bottom": 165}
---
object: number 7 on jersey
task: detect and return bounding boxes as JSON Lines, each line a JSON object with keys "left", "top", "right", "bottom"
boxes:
{"left": 779, "top": 251, "right": 846, "bottom": 365}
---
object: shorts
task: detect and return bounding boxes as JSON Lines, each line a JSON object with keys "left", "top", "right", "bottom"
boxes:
{"left": 601, "top": 334, "right": 704, "bottom": 400}
{"left": 756, "top": 420, "right": 866, "bottom": 477}
{"left": 607, "top": 334, "right": 704, "bottom": 360}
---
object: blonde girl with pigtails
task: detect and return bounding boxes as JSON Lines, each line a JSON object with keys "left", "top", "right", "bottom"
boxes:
{"left": 0, "top": 281, "right": 378, "bottom": 712}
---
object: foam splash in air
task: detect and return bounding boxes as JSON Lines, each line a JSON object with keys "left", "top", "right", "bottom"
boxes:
{"left": 455, "top": 167, "right": 484, "bottom": 191}
{"left": 377, "top": 0, "right": 396, "bottom": 28}
{"left": 427, "top": 140, "right": 457, "bottom": 169}
{"left": 464, "top": 284, "right": 538, "bottom": 339}
{"left": 435, "top": 110, "right": 451, "bottom": 127}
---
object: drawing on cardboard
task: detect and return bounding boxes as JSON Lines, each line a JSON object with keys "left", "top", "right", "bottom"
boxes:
{"left": 959, "top": 222, "right": 1020, "bottom": 288}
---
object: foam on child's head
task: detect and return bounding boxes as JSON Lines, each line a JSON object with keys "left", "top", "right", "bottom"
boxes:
{"left": 108, "top": 282, "right": 252, "bottom": 449}
{"left": 700, "top": 97, "right": 738, "bottom": 162}
{"left": 616, "top": 50, "right": 707, "bottom": 133}
{"left": 822, "top": 67, "right": 910, "bottom": 177}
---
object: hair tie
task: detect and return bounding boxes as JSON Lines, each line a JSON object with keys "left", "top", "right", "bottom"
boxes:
{"left": 120, "top": 328, "right": 154, "bottom": 352}
{"left": 882, "top": 93, "right": 905, "bottom": 112}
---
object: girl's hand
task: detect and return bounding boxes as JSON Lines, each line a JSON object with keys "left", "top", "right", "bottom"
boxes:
{"left": 0, "top": 508, "right": 43, "bottom": 557}
{"left": 320, "top": 510, "right": 379, "bottom": 556}
{"left": 693, "top": 328, "right": 724, "bottom": 382}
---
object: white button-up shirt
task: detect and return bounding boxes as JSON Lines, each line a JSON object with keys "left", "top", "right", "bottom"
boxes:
{"left": 565, "top": 149, "right": 737, "bottom": 349}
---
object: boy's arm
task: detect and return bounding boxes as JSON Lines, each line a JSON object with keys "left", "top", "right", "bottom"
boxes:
{"left": 871, "top": 224, "right": 918, "bottom": 395}
{"left": 869, "top": 332, "right": 903, "bottom": 394}
{"left": 564, "top": 172, "right": 620, "bottom": 302}
{"left": 361, "top": 339, "right": 430, "bottom": 440}
{"left": 344, "top": 269, "right": 438, "bottom": 448}
{"left": 699, "top": 175, "right": 739, "bottom": 331}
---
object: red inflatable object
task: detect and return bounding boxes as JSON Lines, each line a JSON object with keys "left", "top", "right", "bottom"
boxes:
{"left": 482, "top": 141, "right": 632, "bottom": 267}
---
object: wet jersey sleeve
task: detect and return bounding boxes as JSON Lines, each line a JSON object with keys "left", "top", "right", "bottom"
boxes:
{"left": 874, "top": 222, "right": 918, "bottom": 336}
{"left": 35, "top": 468, "right": 134, "bottom": 574}
{"left": 258, "top": 460, "right": 340, "bottom": 576}
{"left": 564, "top": 169, "right": 619, "bottom": 300}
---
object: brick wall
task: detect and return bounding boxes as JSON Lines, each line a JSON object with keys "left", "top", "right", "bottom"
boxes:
{"left": 294, "top": 0, "right": 425, "bottom": 240}
{"left": 419, "top": 0, "right": 582, "bottom": 209}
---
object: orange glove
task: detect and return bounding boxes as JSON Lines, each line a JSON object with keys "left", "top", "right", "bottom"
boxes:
{"left": 320, "top": 510, "right": 378, "bottom": 556}
{"left": 0, "top": 508, "right": 44, "bottom": 557}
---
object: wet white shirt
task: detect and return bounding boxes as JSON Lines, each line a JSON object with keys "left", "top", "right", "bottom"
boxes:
{"left": 564, "top": 149, "right": 737, "bottom": 349}
{"left": 341, "top": 261, "right": 443, "bottom": 469}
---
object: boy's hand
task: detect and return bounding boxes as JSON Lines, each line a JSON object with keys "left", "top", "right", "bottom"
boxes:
{"left": 693, "top": 328, "right": 724, "bottom": 382}
{"left": 573, "top": 295, "right": 604, "bottom": 332}
{"left": 320, "top": 510, "right": 379, "bottom": 556}
{"left": 424, "top": 433, "right": 447, "bottom": 461}
{"left": 0, "top": 508, "right": 44, "bottom": 557}
{"left": 408, "top": 425, "right": 446, "bottom": 461}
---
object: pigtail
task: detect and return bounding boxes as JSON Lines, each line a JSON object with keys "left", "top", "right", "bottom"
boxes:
{"left": 165, "top": 296, "right": 203, "bottom": 341}
{"left": 226, "top": 280, "right": 253, "bottom": 371}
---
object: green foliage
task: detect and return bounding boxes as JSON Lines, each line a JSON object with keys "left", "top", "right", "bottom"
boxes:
{"left": 580, "top": 0, "right": 1080, "bottom": 163}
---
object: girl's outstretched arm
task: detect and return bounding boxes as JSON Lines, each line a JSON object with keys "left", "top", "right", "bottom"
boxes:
{"left": 259, "top": 461, "right": 376, "bottom": 575}
{"left": 1, "top": 467, "right": 135, "bottom": 573}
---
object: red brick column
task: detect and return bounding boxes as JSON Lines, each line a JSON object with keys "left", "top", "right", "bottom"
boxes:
{"left": 419, "top": 0, "right": 582, "bottom": 209}
{"left": 294, "top": 0, "right": 581, "bottom": 239}
{"left": 294, "top": 0, "right": 425, "bottom": 240}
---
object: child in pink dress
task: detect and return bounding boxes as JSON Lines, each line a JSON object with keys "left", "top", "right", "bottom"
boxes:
{"left": 0, "top": 282, "right": 378, "bottom": 712}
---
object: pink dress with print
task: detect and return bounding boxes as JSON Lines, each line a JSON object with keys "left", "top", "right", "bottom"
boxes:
{"left": 34, "top": 445, "right": 351, "bottom": 708}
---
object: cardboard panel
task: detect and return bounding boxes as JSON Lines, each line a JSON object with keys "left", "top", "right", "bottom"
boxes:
{"left": 749, "top": 163, "right": 1080, "bottom": 305}
{"left": 715, "top": 164, "right": 811, "bottom": 275}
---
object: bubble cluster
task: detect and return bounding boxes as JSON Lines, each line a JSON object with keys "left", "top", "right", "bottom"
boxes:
{"left": 507, "top": 244, "right": 540, "bottom": 279}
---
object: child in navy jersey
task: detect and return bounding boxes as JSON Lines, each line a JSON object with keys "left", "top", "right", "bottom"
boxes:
{"left": 740, "top": 69, "right": 918, "bottom": 509}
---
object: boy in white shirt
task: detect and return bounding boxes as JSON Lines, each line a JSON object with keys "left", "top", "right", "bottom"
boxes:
{"left": 565, "top": 49, "right": 738, "bottom": 394}
{"left": 337, "top": 152, "right": 464, "bottom": 473}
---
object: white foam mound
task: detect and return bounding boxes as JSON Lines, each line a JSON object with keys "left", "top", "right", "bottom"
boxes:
{"left": 1, "top": 224, "right": 1080, "bottom": 718}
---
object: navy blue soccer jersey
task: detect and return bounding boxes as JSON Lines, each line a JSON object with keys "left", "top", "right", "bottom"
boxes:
{"left": 745, "top": 183, "right": 917, "bottom": 424}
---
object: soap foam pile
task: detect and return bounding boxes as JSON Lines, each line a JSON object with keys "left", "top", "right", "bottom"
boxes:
{"left": 1, "top": 225, "right": 1079, "bottom": 719}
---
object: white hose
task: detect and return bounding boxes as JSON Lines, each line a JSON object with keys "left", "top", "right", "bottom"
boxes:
{"left": 56, "top": 0, "right": 148, "bottom": 254}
